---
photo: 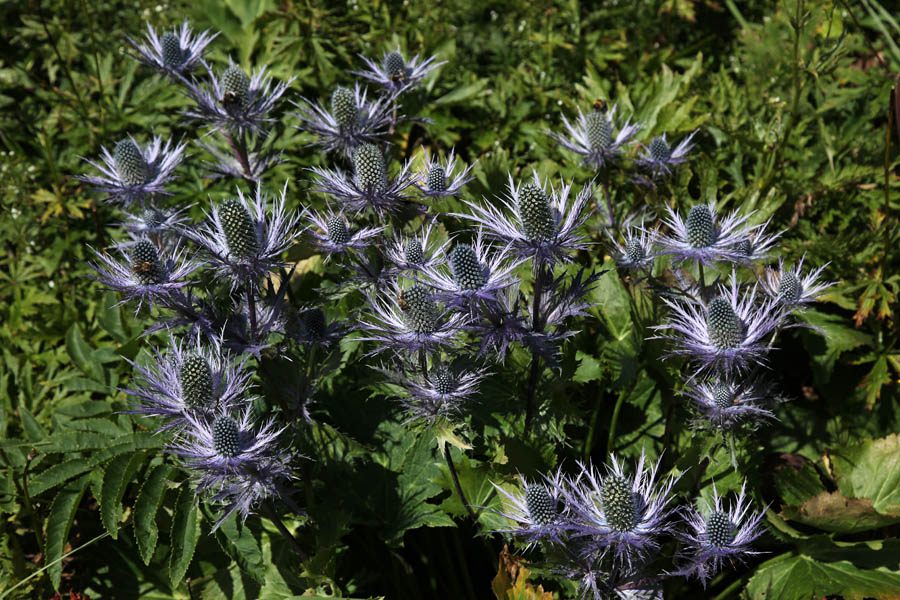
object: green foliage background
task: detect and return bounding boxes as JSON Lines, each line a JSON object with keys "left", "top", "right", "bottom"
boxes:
{"left": 1, "top": 0, "right": 899, "bottom": 598}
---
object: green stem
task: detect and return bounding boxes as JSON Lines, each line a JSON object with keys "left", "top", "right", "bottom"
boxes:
{"left": 262, "top": 501, "right": 308, "bottom": 560}
{"left": 710, "top": 575, "right": 746, "bottom": 600}
{"left": 524, "top": 260, "right": 546, "bottom": 433}
{"left": 443, "top": 444, "right": 477, "bottom": 521}
{"left": 606, "top": 387, "right": 629, "bottom": 457}
{"left": 79, "top": 0, "right": 107, "bottom": 123}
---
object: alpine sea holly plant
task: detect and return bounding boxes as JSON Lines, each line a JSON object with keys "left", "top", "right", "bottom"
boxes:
{"left": 6, "top": 2, "right": 896, "bottom": 599}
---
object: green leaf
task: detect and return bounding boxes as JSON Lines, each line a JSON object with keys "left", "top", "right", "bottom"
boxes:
{"left": 98, "top": 290, "right": 128, "bottom": 343}
{"left": 45, "top": 475, "right": 89, "bottom": 590}
{"left": 216, "top": 512, "right": 265, "bottom": 582}
{"left": 19, "top": 406, "right": 45, "bottom": 441}
{"left": 828, "top": 434, "right": 900, "bottom": 517}
{"left": 100, "top": 451, "right": 145, "bottom": 538}
{"left": 572, "top": 351, "right": 603, "bottom": 383}
{"left": 66, "top": 323, "right": 100, "bottom": 380}
{"left": 29, "top": 459, "right": 94, "bottom": 497}
{"left": 134, "top": 464, "right": 174, "bottom": 565}
{"left": 746, "top": 552, "right": 900, "bottom": 600}
{"left": 169, "top": 484, "right": 201, "bottom": 589}
{"left": 432, "top": 78, "right": 488, "bottom": 106}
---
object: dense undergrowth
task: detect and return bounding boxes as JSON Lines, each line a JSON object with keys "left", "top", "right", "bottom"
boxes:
{"left": 1, "top": 0, "right": 899, "bottom": 598}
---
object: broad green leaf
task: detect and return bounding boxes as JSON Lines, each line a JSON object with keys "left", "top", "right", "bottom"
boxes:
{"left": 169, "top": 484, "right": 201, "bottom": 589}
{"left": 65, "top": 323, "right": 100, "bottom": 380}
{"left": 773, "top": 455, "right": 826, "bottom": 506}
{"left": 43, "top": 431, "right": 121, "bottom": 453}
{"left": 29, "top": 459, "right": 94, "bottom": 497}
{"left": 216, "top": 512, "right": 265, "bottom": 582}
{"left": 98, "top": 290, "right": 128, "bottom": 343}
{"left": 781, "top": 490, "right": 900, "bottom": 533}
{"left": 45, "top": 475, "right": 90, "bottom": 590}
{"left": 19, "top": 406, "right": 45, "bottom": 441}
{"left": 55, "top": 401, "right": 113, "bottom": 418}
{"left": 432, "top": 78, "right": 488, "bottom": 106}
{"left": 590, "top": 263, "right": 632, "bottom": 341}
{"left": 134, "top": 464, "right": 174, "bottom": 565}
{"left": 828, "top": 434, "right": 900, "bottom": 517}
{"left": 100, "top": 451, "right": 145, "bottom": 538}
{"left": 572, "top": 351, "right": 603, "bottom": 383}
{"left": 746, "top": 552, "right": 900, "bottom": 600}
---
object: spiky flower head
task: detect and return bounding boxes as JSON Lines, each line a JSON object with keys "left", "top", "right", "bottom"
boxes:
{"left": 449, "top": 244, "right": 486, "bottom": 291}
{"left": 219, "top": 198, "right": 259, "bottom": 259}
{"left": 354, "top": 143, "right": 388, "bottom": 193}
{"left": 129, "top": 239, "right": 164, "bottom": 285}
{"left": 303, "top": 205, "right": 384, "bottom": 256}
{"left": 683, "top": 376, "right": 775, "bottom": 430}
{"left": 326, "top": 214, "right": 350, "bottom": 246}
{"left": 292, "top": 82, "right": 397, "bottom": 157}
{"left": 525, "top": 484, "right": 558, "bottom": 527}
{"left": 120, "top": 204, "right": 192, "bottom": 237}
{"left": 213, "top": 415, "right": 241, "bottom": 457}
{"left": 454, "top": 171, "right": 591, "bottom": 266}
{"left": 79, "top": 135, "right": 186, "bottom": 206}
{"left": 763, "top": 255, "right": 834, "bottom": 310}
{"left": 352, "top": 49, "right": 445, "bottom": 95}
{"left": 122, "top": 334, "right": 250, "bottom": 431}
{"left": 656, "top": 201, "right": 755, "bottom": 266}
{"left": 635, "top": 130, "right": 699, "bottom": 178}
{"left": 379, "top": 358, "right": 486, "bottom": 425}
{"left": 706, "top": 296, "right": 743, "bottom": 350}
{"left": 489, "top": 468, "right": 568, "bottom": 549}
{"left": 180, "top": 353, "right": 214, "bottom": 409}
{"left": 675, "top": 482, "right": 766, "bottom": 586}
{"left": 400, "top": 284, "right": 439, "bottom": 334}
{"left": 549, "top": 104, "right": 642, "bottom": 169}
{"left": 331, "top": 86, "right": 358, "bottom": 130}
{"left": 183, "top": 58, "right": 294, "bottom": 135}
{"left": 651, "top": 273, "right": 783, "bottom": 375}
{"left": 406, "top": 239, "right": 425, "bottom": 265}
{"left": 186, "top": 182, "right": 301, "bottom": 290}
{"left": 562, "top": 451, "right": 679, "bottom": 571}
{"left": 415, "top": 148, "right": 476, "bottom": 198}
{"left": 385, "top": 218, "right": 449, "bottom": 272}
{"left": 125, "top": 20, "right": 217, "bottom": 78}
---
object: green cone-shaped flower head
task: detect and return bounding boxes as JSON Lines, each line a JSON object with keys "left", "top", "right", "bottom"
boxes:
{"left": 405, "top": 239, "right": 424, "bottom": 266}
{"left": 161, "top": 32, "right": 185, "bottom": 68}
{"left": 649, "top": 136, "right": 671, "bottom": 162}
{"left": 601, "top": 475, "right": 637, "bottom": 532}
{"left": 434, "top": 366, "right": 454, "bottom": 396}
{"left": 354, "top": 143, "right": 388, "bottom": 193}
{"left": 525, "top": 484, "right": 556, "bottom": 526}
{"left": 384, "top": 51, "right": 406, "bottom": 80}
{"left": 327, "top": 214, "right": 349, "bottom": 246}
{"left": 130, "top": 239, "right": 164, "bottom": 285}
{"left": 427, "top": 164, "right": 447, "bottom": 192}
{"left": 705, "top": 510, "right": 735, "bottom": 547}
{"left": 778, "top": 273, "right": 801, "bottom": 303}
{"left": 518, "top": 183, "right": 555, "bottom": 242}
{"left": 712, "top": 381, "right": 733, "bottom": 410}
{"left": 114, "top": 139, "right": 150, "bottom": 186}
{"left": 400, "top": 284, "right": 438, "bottom": 334}
{"left": 586, "top": 110, "right": 612, "bottom": 151}
{"left": 707, "top": 297, "right": 743, "bottom": 350}
{"left": 212, "top": 415, "right": 240, "bottom": 457}
{"left": 331, "top": 86, "right": 357, "bottom": 130}
{"left": 449, "top": 244, "right": 485, "bottom": 291}
{"left": 304, "top": 308, "right": 326, "bottom": 338}
{"left": 686, "top": 205, "right": 716, "bottom": 248}
{"left": 221, "top": 65, "right": 250, "bottom": 110}
{"left": 180, "top": 353, "right": 213, "bottom": 408}
{"left": 219, "top": 199, "right": 258, "bottom": 259}
{"left": 625, "top": 237, "right": 644, "bottom": 264}
{"left": 735, "top": 239, "right": 753, "bottom": 256}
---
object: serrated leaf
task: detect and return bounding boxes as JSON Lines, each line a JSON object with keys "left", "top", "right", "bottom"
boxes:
{"left": 29, "top": 459, "right": 94, "bottom": 497}
{"left": 828, "top": 434, "right": 900, "bottom": 517}
{"left": 45, "top": 475, "right": 90, "bottom": 590}
{"left": 432, "top": 78, "right": 488, "bottom": 106}
{"left": 100, "top": 451, "right": 145, "bottom": 538}
{"left": 134, "top": 464, "right": 174, "bottom": 565}
{"left": 169, "top": 484, "right": 201, "bottom": 589}
{"left": 216, "top": 512, "right": 265, "bottom": 582}
{"left": 66, "top": 323, "right": 100, "bottom": 380}
{"left": 98, "top": 290, "right": 128, "bottom": 343}
{"left": 572, "top": 351, "right": 603, "bottom": 383}
{"left": 19, "top": 406, "right": 45, "bottom": 441}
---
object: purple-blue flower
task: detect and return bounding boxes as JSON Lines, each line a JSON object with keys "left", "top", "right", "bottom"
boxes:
{"left": 682, "top": 376, "right": 775, "bottom": 430}
{"left": 651, "top": 273, "right": 783, "bottom": 375}
{"left": 79, "top": 135, "right": 186, "bottom": 206}
{"left": 183, "top": 59, "right": 294, "bottom": 135}
{"left": 351, "top": 49, "right": 445, "bottom": 95}
{"left": 763, "top": 255, "right": 834, "bottom": 310}
{"left": 414, "top": 148, "right": 476, "bottom": 198}
{"left": 385, "top": 218, "right": 449, "bottom": 273}
{"left": 120, "top": 204, "right": 192, "bottom": 238}
{"left": 550, "top": 104, "right": 642, "bottom": 170}
{"left": 185, "top": 182, "right": 301, "bottom": 290}
{"left": 634, "top": 130, "right": 698, "bottom": 177}
{"left": 489, "top": 467, "right": 568, "bottom": 549}
{"left": 562, "top": 451, "right": 679, "bottom": 572}
{"left": 610, "top": 223, "right": 657, "bottom": 271}
{"left": 303, "top": 206, "right": 385, "bottom": 257}
{"left": 125, "top": 20, "right": 217, "bottom": 79}
{"left": 455, "top": 172, "right": 591, "bottom": 267}
{"left": 379, "top": 359, "right": 486, "bottom": 424}
{"left": 674, "top": 482, "right": 765, "bottom": 586}
{"left": 123, "top": 333, "right": 250, "bottom": 430}
{"left": 292, "top": 83, "right": 396, "bottom": 156}
{"left": 655, "top": 202, "right": 754, "bottom": 267}
{"left": 196, "top": 135, "right": 283, "bottom": 182}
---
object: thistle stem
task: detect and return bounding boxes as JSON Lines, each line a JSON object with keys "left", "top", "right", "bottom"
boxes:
{"left": 606, "top": 386, "right": 629, "bottom": 457}
{"left": 262, "top": 500, "right": 308, "bottom": 560}
{"left": 224, "top": 131, "right": 253, "bottom": 179}
{"left": 524, "top": 259, "right": 547, "bottom": 433}
{"left": 698, "top": 261, "right": 707, "bottom": 302}
{"left": 247, "top": 286, "right": 258, "bottom": 341}
{"left": 443, "top": 444, "right": 477, "bottom": 522}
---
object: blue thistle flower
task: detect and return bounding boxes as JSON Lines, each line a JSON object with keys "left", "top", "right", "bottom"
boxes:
{"left": 303, "top": 206, "right": 385, "bottom": 256}
{"left": 205, "top": 454, "right": 298, "bottom": 532}
{"left": 674, "top": 482, "right": 766, "bottom": 586}
{"left": 455, "top": 171, "right": 592, "bottom": 266}
{"left": 291, "top": 82, "right": 397, "bottom": 156}
{"left": 610, "top": 223, "right": 657, "bottom": 271}
{"left": 549, "top": 104, "right": 642, "bottom": 169}
{"left": 196, "top": 135, "right": 283, "bottom": 182}
{"left": 183, "top": 58, "right": 294, "bottom": 135}
{"left": 464, "top": 284, "right": 534, "bottom": 363}
{"left": 185, "top": 182, "right": 301, "bottom": 291}
{"left": 294, "top": 307, "right": 344, "bottom": 346}
{"left": 489, "top": 467, "right": 569, "bottom": 549}
{"left": 79, "top": 135, "right": 186, "bottom": 206}
{"left": 414, "top": 149, "right": 476, "bottom": 198}
{"left": 125, "top": 20, "right": 217, "bottom": 78}
{"left": 309, "top": 145, "right": 415, "bottom": 216}
{"left": 355, "top": 280, "right": 465, "bottom": 358}
{"left": 351, "top": 49, "right": 445, "bottom": 95}
{"left": 656, "top": 202, "right": 755, "bottom": 266}
{"left": 120, "top": 204, "right": 192, "bottom": 238}
{"left": 562, "top": 451, "right": 679, "bottom": 572}
{"left": 651, "top": 272, "right": 783, "bottom": 375}
{"left": 763, "top": 255, "right": 834, "bottom": 310}
{"left": 88, "top": 239, "right": 197, "bottom": 312}
{"left": 122, "top": 333, "right": 251, "bottom": 431}
{"left": 635, "top": 130, "right": 699, "bottom": 177}
{"left": 379, "top": 359, "right": 486, "bottom": 425}
{"left": 385, "top": 218, "right": 449, "bottom": 272}
{"left": 682, "top": 376, "right": 775, "bottom": 430}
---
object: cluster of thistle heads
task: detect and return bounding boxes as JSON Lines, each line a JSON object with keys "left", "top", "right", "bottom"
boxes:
{"left": 79, "top": 18, "right": 834, "bottom": 596}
